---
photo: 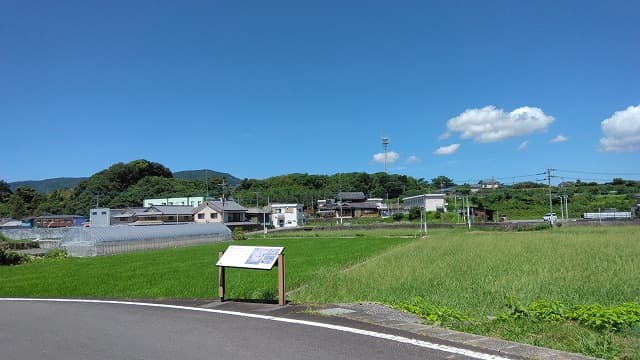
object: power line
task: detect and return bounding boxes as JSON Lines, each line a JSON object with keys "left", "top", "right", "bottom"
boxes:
{"left": 556, "top": 169, "right": 640, "bottom": 176}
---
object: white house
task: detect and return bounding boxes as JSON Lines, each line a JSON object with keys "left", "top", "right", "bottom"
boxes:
{"left": 193, "top": 200, "right": 248, "bottom": 224}
{"left": 402, "top": 194, "right": 447, "bottom": 212}
{"left": 270, "top": 203, "right": 305, "bottom": 228}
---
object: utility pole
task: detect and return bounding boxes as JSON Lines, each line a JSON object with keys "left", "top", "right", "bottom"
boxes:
{"left": 466, "top": 196, "right": 471, "bottom": 229}
{"left": 546, "top": 168, "right": 557, "bottom": 226}
{"left": 204, "top": 170, "right": 210, "bottom": 198}
{"left": 219, "top": 179, "right": 227, "bottom": 224}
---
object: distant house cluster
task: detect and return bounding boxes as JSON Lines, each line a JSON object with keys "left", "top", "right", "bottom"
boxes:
{"left": 88, "top": 197, "right": 305, "bottom": 230}
{"left": 2, "top": 186, "right": 524, "bottom": 232}
{"left": 317, "top": 192, "right": 388, "bottom": 219}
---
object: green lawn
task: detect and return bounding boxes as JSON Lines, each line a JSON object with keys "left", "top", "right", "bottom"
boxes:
{"left": 0, "top": 232, "right": 414, "bottom": 299}
{"left": 1, "top": 225, "right": 639, "bottom": 359}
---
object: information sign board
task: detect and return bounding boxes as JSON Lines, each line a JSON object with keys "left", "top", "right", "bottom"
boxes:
{"left": 216, "top": 246, "right": 284, "bottom": 270}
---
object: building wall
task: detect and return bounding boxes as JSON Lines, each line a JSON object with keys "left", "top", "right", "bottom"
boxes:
{"left": 144, "top": 197, "right": 205, "bottom": 208}
{"left": 194, "top": 206, "right": 222, "bottom": 224}
{"left": 403, "top": 195, "right": 447, "bottom": 212}
{"left": 271, "top": 204, "right": 304, "bottom": 228}
{"left": 90, "top": 208, "right": 111, "bottom": 227}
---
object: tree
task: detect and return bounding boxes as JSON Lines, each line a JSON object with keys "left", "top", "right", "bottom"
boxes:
{"left": 0, "top": 180, "right": 12, "bottom": 203}
{"left": 408, "top": 206, "right": 422, "bottom": 220}
{"left": 431, "top": 176, "right": 454, "bottom": 189}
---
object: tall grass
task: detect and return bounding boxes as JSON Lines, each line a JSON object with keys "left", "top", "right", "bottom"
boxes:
{"left": 290, "top": 227, "right": 640, "bottom": 316}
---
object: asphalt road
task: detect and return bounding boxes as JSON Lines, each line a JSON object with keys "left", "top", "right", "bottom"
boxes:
{"left": 0, "top": 299, "right": 513, "bottom": 360}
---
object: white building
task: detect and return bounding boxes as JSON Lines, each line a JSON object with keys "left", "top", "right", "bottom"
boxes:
{"left": 143, "top": 196, "right": 206, "bottom": 208}
{"left": 402, "top": 194, "right": 447, "bottom": 212}
{"left": 270, "top": 204, "right": 305, "bottom": 228}
{"left": 89, "top": 208, "right": 111, "bottom": 227}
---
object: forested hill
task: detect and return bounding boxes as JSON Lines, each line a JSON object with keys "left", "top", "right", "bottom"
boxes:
{"left": 1, "top": 160, "right": 242, "bottom": 217}
{"left": 173, "top": 170, "right": 241, "bottom": 187}
{"left": 8, "top": 169, "right": 240, "bottom": 194}
{"left": 9, "top": 177, "right": 86, "bottom": 194}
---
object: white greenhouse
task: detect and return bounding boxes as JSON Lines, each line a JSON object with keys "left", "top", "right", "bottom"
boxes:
{"left": 59, "top": 223, "right": 232, "bottom": 257}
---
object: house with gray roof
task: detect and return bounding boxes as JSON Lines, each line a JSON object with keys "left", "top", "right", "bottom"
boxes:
{"left": 102, "top": 206, "right": 195, "bottom": 226}
{"left": 193, "top": 200, "right": 248, "bottom": 224}
{"left": 317, "top": 192, "right": 386, "bottom": 219}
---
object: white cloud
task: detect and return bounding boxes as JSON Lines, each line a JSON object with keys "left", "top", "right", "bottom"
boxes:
{"left": 434, "top": 144, "right": 460, "bottom": 155}
{"left": 438, "top": 132, "right": 451, "bottom": 140}
{"left": 446, "top": 106, "right": 555, "bottom": 143}
{"left": 372, "top": 151, "right": 400, "bottom": 164}
{"left": 600, "top": 104, "right": 640, "bottom": 152}
{"left": 518, "top": 141, "right": 528, "bottom": 151}
{"left": 550, "top": 134, "right": 568, "bottom": 143}
{"left": 405, "top": 155, "right": 421, "bottom": 164}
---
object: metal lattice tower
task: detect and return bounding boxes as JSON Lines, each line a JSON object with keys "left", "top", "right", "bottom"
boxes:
{"left": 382, "top": 137, "right": 390, "bottom": 172}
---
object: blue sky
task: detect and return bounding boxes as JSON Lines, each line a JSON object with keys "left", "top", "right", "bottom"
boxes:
{"left": 2, "top": 0, "right": 639, "bottom": 185}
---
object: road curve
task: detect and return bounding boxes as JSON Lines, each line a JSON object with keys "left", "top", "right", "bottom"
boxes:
{"left": 0, "top": 299, "right": 514, "bottom": 360}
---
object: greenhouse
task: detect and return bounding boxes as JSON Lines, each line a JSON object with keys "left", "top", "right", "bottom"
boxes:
{"left": 59, "top": 223, "right": 232, "bottom": 257}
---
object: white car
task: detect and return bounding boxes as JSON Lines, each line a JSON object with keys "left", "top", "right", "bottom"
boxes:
{"left": 543, "top": 212, "right": 557, "bottom": 222}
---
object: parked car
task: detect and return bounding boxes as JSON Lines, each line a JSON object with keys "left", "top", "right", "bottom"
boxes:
{"left": 543, "top": 212, "right": 557, "bottom": 222}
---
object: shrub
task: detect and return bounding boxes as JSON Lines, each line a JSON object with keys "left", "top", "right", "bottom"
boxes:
{"left": 571, "top": 303, "right": 640, "bottom": 332}
{"left": 497, "top": 296, "right": 640, "bottom": 332}
{"left": 407, "top": 206, "right": 422, "bottom": 220}
{"left": 232, "top": 228, "right": 247, "bottom": 240}
{"left": 0, "top": 248, "right": 29, "bottom": 266}
{"left": 392, "top": 213, "right": 405, "bottom": 221}
{"left": 396, "top": 296, "right": 469, "bottom": 325}
{"left": 45, "top": 248, "right": 68, "bottom": 259}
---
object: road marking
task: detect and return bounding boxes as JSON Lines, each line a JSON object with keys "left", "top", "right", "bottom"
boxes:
{"left": 1, "top": 298, "right": 512, "bottom": 360}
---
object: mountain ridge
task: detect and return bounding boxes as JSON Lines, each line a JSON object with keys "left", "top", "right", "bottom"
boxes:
{"left": 8, "top": 169, "right": 241, "bottom": 194}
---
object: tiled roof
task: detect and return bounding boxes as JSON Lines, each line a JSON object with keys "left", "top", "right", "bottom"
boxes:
{"left": 194, "top": 200, "right": 248, "bottom": 213}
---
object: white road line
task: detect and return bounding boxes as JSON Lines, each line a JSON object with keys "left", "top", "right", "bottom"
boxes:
{"left": 0, "top": 298, "right": 513, "bottom": 360}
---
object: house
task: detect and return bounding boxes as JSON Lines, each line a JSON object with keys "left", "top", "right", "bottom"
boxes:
{"left": 402, "top": 194, "right": 447, "bottom": 212}
{"left": 31, "top": 215, "right": 86, "bottom": 228}
{"left": 143, "top": 196, "right": 207, "bottom": 208}
{"left": 480, "top": 179, "right": 500, "bottom": 190}
{"left": 318, "top": 192, "right": 386, "bottom": 219}
{"left": 245, "top": 206, "right": 271, "bottom": 227}
{"left": 193, "top": 200, "right": 248, "bottom": 224}
{"left": 110, "top": 208, "right": 148, "bottom": 225}
{"left": 270, "top": 204, "right": 305, "bottom": 228}
{"left": 0, "top": 218, "right": 22, "bottom": 229}
{"left": 133, "top": 205, "right": 195, "bottom": 225}
{"left": 103, "top": 206, "right": 194, "bottom": 226}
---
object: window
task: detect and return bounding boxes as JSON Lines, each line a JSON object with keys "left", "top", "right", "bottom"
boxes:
{"left": 91, "top": 212, "right": 97, "bottom": 215}
{"left": 198, "top": 214, "right": 204, "bottom": 219}
{"left": 101, "top": 211, "right": 107, "bottom": 215}
{"left": 211, "top": 213, "right": 218, "bottom": 219}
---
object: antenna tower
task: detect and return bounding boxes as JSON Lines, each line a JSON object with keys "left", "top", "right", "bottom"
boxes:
{"left": 382, "top": 137, "right": 390, "bottom": 172}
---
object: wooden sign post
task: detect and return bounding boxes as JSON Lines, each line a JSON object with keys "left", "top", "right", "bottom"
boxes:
{"left": 216, "top": 246, "right": 286, "bottom": 305}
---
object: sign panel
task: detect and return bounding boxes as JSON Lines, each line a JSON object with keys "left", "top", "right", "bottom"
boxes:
{"left": 216, "top": 246, "right": 284, "bottom": 270}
